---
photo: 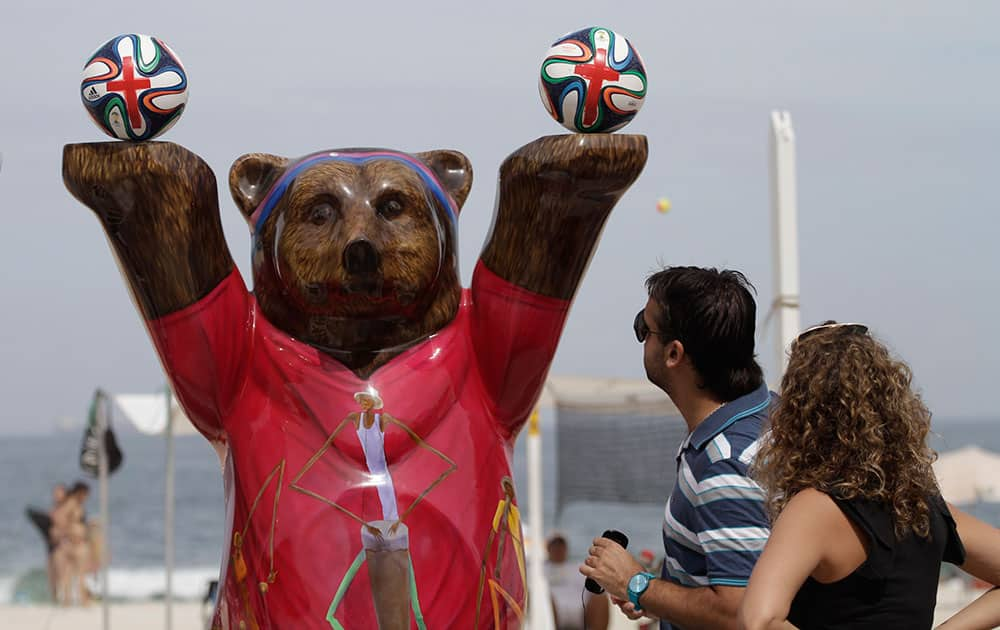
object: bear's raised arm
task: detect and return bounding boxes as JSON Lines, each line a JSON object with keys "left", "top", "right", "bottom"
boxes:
{"left": 63, "top": 142, "right": 236, "bottom": 319}
{"left": 472, "top": 133, "right": 647, "bottom": 435}
{"left": 479, "top": 133, "right": 647, "bottom": 299}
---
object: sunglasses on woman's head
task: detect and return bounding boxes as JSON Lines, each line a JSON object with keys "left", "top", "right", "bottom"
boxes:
{"left": 795, "top": 322, "right": 869, "bottom": 343}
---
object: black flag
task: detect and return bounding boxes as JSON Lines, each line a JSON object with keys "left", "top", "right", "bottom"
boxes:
{"left": 80, "top": 389, "right": 124, "bottom": 476}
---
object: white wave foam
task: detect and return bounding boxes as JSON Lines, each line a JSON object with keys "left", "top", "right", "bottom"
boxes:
{"left": 1, "top": 566, "right": 219, "bottom": 604}
{"left": 0, "top": 575, "right": 17, "bottom": 604}
{"left": 101, "top": 566, "right": 220, "bottom": 601}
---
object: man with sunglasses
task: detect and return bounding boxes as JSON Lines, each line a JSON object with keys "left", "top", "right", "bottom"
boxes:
{"left": 581, "top": 266, "right": 774, "bottom": 630}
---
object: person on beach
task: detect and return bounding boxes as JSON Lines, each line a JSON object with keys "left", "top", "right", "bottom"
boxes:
{"left": 545, "top": 532, "right": 608, "bottom": 630}
{"left": 51, "top": 481, "right": 93, "bottom": 605}
{"left": 25, "top": 482, "right": 68, "bottom": 600}
{"left": 581, "top": 267, "right": 774, "bottom": 629}
{"left": 738, "top": 321, "right": 1000, "bottom": 630}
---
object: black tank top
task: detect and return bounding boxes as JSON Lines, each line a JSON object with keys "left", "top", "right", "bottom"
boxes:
{"left": 788, "top": 493, "right": 965, "bottom": 629}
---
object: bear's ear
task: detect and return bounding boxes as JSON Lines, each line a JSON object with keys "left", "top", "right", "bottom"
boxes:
{"left": 415, "top": 150, "right": 473, "bottom": 211}
{"left": 229, "top": 153, "right": 288, "bottom": 220}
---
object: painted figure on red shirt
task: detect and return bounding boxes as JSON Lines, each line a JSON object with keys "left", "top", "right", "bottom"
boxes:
{"left": 291, "top": 387, "right": 455, "bottom": 629}
{"left": 63, "top": 133, "right": 646, "bottom": 628}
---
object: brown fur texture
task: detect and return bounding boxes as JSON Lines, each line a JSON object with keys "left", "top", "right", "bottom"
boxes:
{"left": 62, "top": 142, "right": 232, "bottom": 319}
{"left": 481, "top": 133, "right": 648, "bottom": 299}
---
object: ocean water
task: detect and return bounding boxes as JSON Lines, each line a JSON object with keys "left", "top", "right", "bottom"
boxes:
{"left": 0, "top": 430, "right": 225, "bottom": 603}
{"left": 1, "top": 417, "right": 996, "bottom": 604}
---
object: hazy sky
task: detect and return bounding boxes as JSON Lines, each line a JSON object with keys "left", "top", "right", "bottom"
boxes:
{"left": 1, "top": 1, "right": 997, "bottom": 434}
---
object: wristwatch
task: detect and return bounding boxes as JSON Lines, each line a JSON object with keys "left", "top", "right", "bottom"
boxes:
{"left": 627, "top": 571, "right": 656, "bottom": 611}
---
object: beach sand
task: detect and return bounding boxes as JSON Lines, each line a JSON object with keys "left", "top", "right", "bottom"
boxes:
{"left": 1, "top": 602, "right": 204, "bottom": 630}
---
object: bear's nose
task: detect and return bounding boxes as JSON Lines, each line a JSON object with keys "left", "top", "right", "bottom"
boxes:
{"left": 343, "top": 239, "right": 380, "bottom": 275}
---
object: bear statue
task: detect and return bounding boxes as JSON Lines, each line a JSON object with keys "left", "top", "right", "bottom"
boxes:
{"left": 63, "top": 132, "right": 647, "bottom": 629}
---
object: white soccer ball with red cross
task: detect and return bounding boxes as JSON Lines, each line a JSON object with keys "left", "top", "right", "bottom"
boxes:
{"left": 80, "top": 34, "right": 188, "bottom": 141}
{"left": 539, "top": 26, "right": 647, "bottom": 133}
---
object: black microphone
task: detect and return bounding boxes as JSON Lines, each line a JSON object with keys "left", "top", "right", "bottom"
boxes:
{"left": 585, "top": 529, "right": 629, "bottom": 594}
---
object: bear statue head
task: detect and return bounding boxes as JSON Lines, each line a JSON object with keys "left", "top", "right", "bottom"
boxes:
{"left": 229, "top": 149, "right": 473, "bottom": 368}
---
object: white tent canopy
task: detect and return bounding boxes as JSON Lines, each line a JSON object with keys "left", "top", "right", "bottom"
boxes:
{"left": 934, "top": 446, "right": 1000, "bottom": 505}
{"left": 539, "top": 374, "right": 678, "bottom": 414}
{"left": 113, "top": 392, "right": 199, "bottom": 436}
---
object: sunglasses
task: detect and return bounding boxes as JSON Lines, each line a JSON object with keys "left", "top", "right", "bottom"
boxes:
{"left": 795, "top": 322, "right": 869, "bottom": 343}
{"left": 634, "top": 310, "right": 665, "bottom": 343}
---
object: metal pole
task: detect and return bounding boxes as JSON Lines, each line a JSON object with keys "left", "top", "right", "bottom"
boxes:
{"left": 769, "top": 111, "right": 802, "bottom": 381}
{"left": 526, "top": 408, "right": 554, "bottom": 630}
{"left": 164, "top": 387, "right": 175, "bottom": 630}
{"left": 98, "top": 391, "right": 110, "bottom": 630}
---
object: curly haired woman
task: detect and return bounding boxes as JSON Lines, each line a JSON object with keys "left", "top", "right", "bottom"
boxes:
{"left": 737, "top": 321, "right": 1000, "bottom": 630}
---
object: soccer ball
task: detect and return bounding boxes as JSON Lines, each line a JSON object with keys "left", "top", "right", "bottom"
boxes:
{"left": 80, "top": 34, "right": 188, "bottom": 141}
{"left": 539, "top": 27, "right": 647, "bottom": 133}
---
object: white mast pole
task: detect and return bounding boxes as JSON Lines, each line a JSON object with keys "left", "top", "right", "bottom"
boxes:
{"left": 164, "top": 386, "right": 175, "bottom": 630}
{"left": 97, "top": 391, "right": 110, "bottom": 630}
{"left": 769, "top": 111, "right": 802, "bottom": 381}
{"left": 526, "top": 408, "right": 554, "bottom": 630}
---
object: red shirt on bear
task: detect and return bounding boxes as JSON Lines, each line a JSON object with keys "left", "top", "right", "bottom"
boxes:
{"left": 150, "top": 260, "right": 569, "bottom": 630}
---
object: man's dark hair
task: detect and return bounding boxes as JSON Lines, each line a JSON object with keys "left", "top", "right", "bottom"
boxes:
{"left": 645, "top": 266, "right": 764, "bottom": 400}
{"left": 69, "top": 481, "right": 90, "bottom": 495}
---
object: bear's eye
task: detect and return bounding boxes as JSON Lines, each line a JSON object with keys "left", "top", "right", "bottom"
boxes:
{"left": 376, "top": 198, "right": 404, "bottom": 220}
{"left": 309, "top": 202, "right": 336, "bottom": 225}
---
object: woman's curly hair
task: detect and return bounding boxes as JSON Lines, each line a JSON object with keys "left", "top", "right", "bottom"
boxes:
{"left": 753, "top": 322, "right": 939, "bottom": 539}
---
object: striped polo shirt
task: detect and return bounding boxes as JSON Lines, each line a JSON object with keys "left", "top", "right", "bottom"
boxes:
{"left": 659, "top": 383, "right": 773, "bottom": 630}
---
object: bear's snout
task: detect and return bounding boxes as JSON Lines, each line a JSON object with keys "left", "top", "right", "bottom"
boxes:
{"left": 343, "top": 239, "right": 380, "bottom": 276}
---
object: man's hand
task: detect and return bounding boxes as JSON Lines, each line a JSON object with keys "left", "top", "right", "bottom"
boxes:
{"left": 611, "top": 595, "right": 655, "bottom": 621}
{"left": 579, "top": 536, "right": 645, "bottom": 600}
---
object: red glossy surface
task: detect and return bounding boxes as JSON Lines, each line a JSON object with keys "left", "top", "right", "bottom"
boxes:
{"left": 151, "top": 262, "right": 568, "bottom": 629}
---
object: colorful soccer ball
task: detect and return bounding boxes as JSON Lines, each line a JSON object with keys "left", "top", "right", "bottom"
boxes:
{"left": 80, "top": 34, "right": 188, "bottom": 141}
{"left": 539, "top": 27, "right": 647, "bottom": 133}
